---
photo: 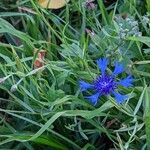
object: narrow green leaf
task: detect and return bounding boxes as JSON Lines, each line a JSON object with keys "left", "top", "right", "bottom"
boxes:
{"left": 97, "top": 0, "right": 109, "bottom": 25}
{"left": 133, "top": 86, "right": 147, "bottom": 116}
{"left": 144, "top": 87, "right": 150, "bottom": 150}
{"left": 28, "top": 111, "right": 66, "bottom": 141}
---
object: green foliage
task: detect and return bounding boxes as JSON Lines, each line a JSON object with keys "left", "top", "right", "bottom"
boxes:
{"left": 146, "top": 0, "right": 150, "bottom": 12}
{"left": 0, "top": 0, "right": 150, "bottom": 149}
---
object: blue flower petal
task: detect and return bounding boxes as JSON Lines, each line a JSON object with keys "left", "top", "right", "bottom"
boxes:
{"left": 79, "top": 80, "right": 93, "bottom": 92}
{"left": 113, "top": 92, "right": 128, "bottom": 104}
{"left": 96, "top": 58, "right": 108, "bottom": 75}
{"left": 118, "top": 75, "right": 134, "bottom": 87}
{"left": 85, "top": 93, "right": 100, "bottom": 105}
{"left": 113, "top": 62, "right": 124, "bottom": 76}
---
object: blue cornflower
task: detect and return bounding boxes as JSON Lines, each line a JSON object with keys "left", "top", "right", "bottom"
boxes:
{"left": 79, "top": 58, "right": 133, "bottom": 105}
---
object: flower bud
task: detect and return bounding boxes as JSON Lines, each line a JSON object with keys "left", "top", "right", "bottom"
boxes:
{"left": 10, "top": 84, "right": 18, "bottom": 92}
{"left": 0, "top": 78, "right": 6, "bottom": 84}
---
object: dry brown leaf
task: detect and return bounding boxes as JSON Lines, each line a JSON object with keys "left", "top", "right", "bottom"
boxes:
{"left": 34, "top": 49, "right": 46, "bottom": 68}
{"left": 38, "top": 0, "right": 69, "bottom": 9}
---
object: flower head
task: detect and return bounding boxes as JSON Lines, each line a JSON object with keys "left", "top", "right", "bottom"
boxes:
{"left": 85, "top": 0, "right": 96, "bottom": 10}
{"left": 79, "top": 58, "right": 134, "bottom": 105}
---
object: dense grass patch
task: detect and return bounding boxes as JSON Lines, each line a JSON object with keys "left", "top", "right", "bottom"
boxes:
{"left": 0, "top": 0, "right": 150, "bottom": 149}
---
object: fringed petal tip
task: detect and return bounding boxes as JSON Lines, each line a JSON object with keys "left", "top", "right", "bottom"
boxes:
{"left": 96, "top": 58, "right": 108, "bottom": 75}
{"left": 113, "top": 92, "right": 128, "bottom": 104}
{"left": 79, "top": 80, "right": 93, "bottom": 92}
{"left": 119, "top": 75, "right": 134, "bottom": 87}
{"left": 113, "top": 62, "right": 124, "bottom": 76}
{"left": 85, "top": 93, "right": 100, "bottom": 106}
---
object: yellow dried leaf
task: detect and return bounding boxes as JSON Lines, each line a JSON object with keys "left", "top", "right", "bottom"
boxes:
{"left": 38, "top": 0, "right": 69, "bottom": 9}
